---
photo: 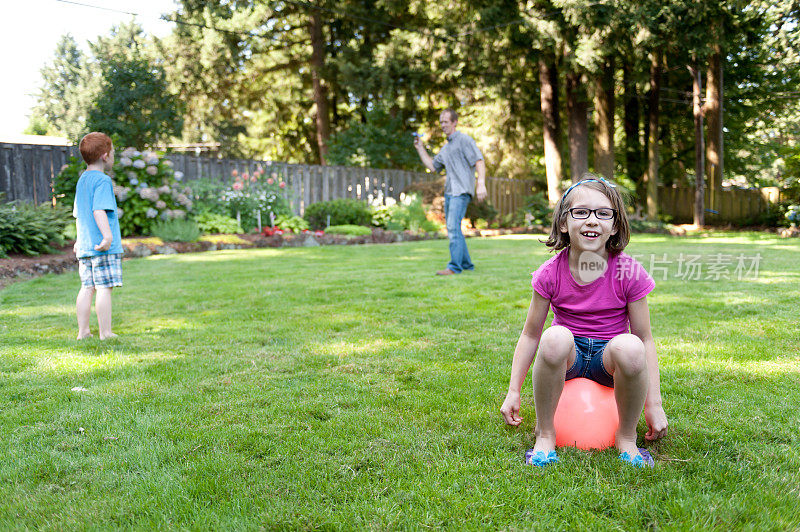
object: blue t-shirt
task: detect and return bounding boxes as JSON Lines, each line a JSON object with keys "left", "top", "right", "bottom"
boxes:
{"left": 73, "top": 170, "right": 123, "bottom": 258}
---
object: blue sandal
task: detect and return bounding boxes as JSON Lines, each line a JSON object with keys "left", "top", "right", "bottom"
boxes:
{"left": 524, "top": 449, "right": 559, "bottom": 467}
{"left": 619, "top": 447, "right": 655, "bottom": 468}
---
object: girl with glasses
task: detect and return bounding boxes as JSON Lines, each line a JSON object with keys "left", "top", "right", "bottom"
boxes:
{"left": 500, "top": 174, "right": 668, "bottom": 467}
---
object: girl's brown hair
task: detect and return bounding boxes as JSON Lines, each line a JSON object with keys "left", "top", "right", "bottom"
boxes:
{"left": 544, "top": 173, "right": 631, "bottom": 254}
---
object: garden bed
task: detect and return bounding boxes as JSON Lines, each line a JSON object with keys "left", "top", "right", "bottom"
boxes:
{"left": 0, "top": 228, "right": 447, "bottom": 289}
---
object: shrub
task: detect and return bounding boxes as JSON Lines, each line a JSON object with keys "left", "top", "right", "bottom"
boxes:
{"left": 466, "top": 200, "right": 498, "bottom": 228}
{"left": 55, "top": 148, "right": 193, "bottom": 236}
{"left": 386, "top": 194, "right": 441, "bottom": 233}
{"left": 53, "top": 156, "right": 83, "bottom": 206}
{"left": 193, "top": 212, "right": 241, "bottom": 234}
{"left": 151, "top": 218, "right": 201, "bottom": 242}
{"left": 371, "top": 205, "right": 393, "bottom": 229}
{"left": 324, "top": 224, "right": 373, "bottom": 236}
{"left": 274, "top": 215, "right": 309, "bottom": 233}
{"left": 304, "top": 198, "right": 372, "bottom": 230}
{"left": 736, "top": 202, "right": 790, "bottom": 228}
{"left": 370, "top": 194, "right": 441, "bottom": 233}
{"left": 220, "top": 167, "right": 292, "bottom": 232}
{"left": 189, "top": 178, "right": 229, "bottom": 216}
{"left": 787, "top": 204, "right": 800, "bottom": 227}
{"left": 522, "top": 192, "right": 552, "bottom": 225}
{"left": 0, "top": 199, "right": 72, "bottom": 257}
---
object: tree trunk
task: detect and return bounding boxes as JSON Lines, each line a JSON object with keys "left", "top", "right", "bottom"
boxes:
{"left": 593, "top": 58, "right": 615, "bottom": 180}
{"left": 566, "top": 70, "right": 588, "bottom": 182}
{"left": 705, "top": 43, "right": 723, "bottom": 209}
{"left": 539, "top": 58, "right": 564, "bottom": 204}
{"left": 644, "top": 52, "right": 661, "bottom": 220}
{"left": 690, "top": 61, "right": 705, "bottom": 227}
{"left": 622, "top": 63, "right": 643, "bottom": 192}
{"left": 309, "top": 12, "right": 330, "bottom": 165}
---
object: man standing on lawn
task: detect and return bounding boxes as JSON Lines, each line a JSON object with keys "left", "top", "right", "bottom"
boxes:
{"left": 414, "top": 109, "right": 487, "bottom": 275}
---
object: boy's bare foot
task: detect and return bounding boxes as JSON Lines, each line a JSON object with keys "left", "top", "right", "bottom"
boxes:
{"left": 99, "top": 332, "right": 118, "bottom": 340}
{"left": 77, "top": 332, "right": 93, "bottom": 340}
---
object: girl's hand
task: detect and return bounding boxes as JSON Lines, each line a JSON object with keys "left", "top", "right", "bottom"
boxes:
{"left": 644, "top": 404, "right": 668, "bottom": 441}
{"left": 500, "top": 391, "right": 523, "bottom": 426}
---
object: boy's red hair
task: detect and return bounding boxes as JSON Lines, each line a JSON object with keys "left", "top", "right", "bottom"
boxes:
{"left": 79, "top": 132, "right": 113, "bottom": 164}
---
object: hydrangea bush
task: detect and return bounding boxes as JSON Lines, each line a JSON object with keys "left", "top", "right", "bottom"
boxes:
{"left": 56, "top": 148, "right": 193, "bottom": 236}
{"left": 114, "top": 148, "right": 193, "bottom": 236}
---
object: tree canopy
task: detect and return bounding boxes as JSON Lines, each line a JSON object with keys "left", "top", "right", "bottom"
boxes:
{"left": 28, "top": 0, "right": 800, "bottom": 210}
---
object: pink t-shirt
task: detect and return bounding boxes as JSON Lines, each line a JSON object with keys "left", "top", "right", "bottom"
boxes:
{"left": 531, "top": 249, "right": 655, "bottom": 340}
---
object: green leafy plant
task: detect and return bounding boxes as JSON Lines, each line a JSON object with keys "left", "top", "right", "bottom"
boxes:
{"left": 304, "top": 198, "right": 372, "bottom": 230}
{"left": 150, "top": 218, "right": 201, "bottom": 242}
{"left": 193, "top": 212, "right": 241, "bottom": 234}
{"left": 274, "top": 215, "right": 309, "bottom": 233}
{"left": 324, "top": 224, "right": 373, "bottom": 236}
{"left": 0, "top": 198, "right": 72, "bottom": 257}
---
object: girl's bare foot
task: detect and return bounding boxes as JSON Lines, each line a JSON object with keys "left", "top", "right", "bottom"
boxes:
{"left": 99, "top": 332, "right": 118, "bottom": 340}
{"left": 77, "top": 332, "right": 93, "bottom": 340}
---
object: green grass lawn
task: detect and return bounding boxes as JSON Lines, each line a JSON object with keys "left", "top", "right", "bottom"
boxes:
{"left": 1, "top": 233, "right": 799, "bottom": 530}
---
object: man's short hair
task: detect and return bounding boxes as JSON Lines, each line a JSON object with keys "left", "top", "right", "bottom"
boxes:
{"left": 79, "top": 132, "right": 113, "bottom": 164}
{"left": 442, "top": 108, "right": 458, "bottom": 122}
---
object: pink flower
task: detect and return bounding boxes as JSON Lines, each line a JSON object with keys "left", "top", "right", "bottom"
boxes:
{"left": 314, "top": 230, "right": 324, "bottom": 237}
{"left": 242, "top": 172, "right": 250, "bottom": 180}
{"left": 231, "top": 169, "right": 238, "bottom": 177}
{"left": 279, "top": 182, "right": 286, "bottom": 189}
{"left": 232, "top": 182, "right": 243, "bottom": 191}
{"left": 251, "top": 175, "right": 257, "bottom": 182}
{"left": 267, "top": 178, "right": 274, "bottom": 185}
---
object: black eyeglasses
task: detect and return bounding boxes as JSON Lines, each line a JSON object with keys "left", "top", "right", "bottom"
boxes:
{"left": 568, "top": 207, "right": 616, "bottom": 220}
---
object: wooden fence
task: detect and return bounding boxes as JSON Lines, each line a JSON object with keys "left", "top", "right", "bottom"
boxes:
{"left": 657, "top": 186, "right": 783, "bottom": 224}
{"left": 0, "top": 142, "right": 535, "bottom": 217}
{"left": 0, "top": 142, "right": 785, "bottom": 222}
{"left": 0, "top": 143, "right": 79, "bottom": 204}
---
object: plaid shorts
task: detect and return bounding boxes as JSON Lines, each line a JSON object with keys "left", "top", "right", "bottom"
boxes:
{"left": 78, "top": 253, "right": 123, "bottom": 288}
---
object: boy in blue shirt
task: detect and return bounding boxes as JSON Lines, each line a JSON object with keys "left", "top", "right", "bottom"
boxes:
{"left": 73, "top": 132, "right": 123, "bottom": 340}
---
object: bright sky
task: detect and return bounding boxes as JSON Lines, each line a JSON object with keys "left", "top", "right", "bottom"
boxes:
{"left": 0, "top": 0, "right": 179, "bottom": 136}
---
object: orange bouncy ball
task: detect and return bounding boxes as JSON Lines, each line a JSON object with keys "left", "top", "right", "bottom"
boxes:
{"left": 553, "top": 378, "right": 619, "bottom": 450}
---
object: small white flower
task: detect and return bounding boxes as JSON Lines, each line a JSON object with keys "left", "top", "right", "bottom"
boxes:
{"left": 146, "top": 208, "right": 158, "bottom": 218}
{"left": 156, "top": 200, "right": 167, "bottom": 209}
{"left": 164, "top": 160, "right": 174, "bottom": 167}
{"left": 146, "top": 165, "right": 158, "bottom": 175}
{"left": 133, "top": 159, "right": 146, "bottom": 169}
{"left": 130, "top": 178, "right": 139, "bottom": 186}
{"left": 120, "top": 157, "right": 133, "bottom": 167}
{"left": 174, "top": 171, "right": 183, "bottom": 181}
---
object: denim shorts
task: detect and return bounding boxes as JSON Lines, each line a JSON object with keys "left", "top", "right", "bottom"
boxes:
{"left": 78, "top": 253, "right": 123, "bottom": 288}
{"left": 565, "top": 336, "right": 614, "bottom": 388}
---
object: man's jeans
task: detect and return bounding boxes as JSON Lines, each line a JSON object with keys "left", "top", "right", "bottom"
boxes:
{"left": 444, "top": 193, "right": 473, "bottom": 273}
